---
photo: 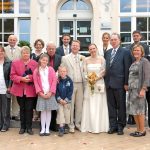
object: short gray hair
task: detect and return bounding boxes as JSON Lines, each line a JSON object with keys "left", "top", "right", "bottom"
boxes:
{"left": 21, "top": 46, "right": 31, "bottom": 54}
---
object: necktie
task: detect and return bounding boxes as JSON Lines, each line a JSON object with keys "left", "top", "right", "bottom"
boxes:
{"left": 110, "top": 49, "right": 116, "bottom": 66}
{"left": 74, "top": 55, "right": 78, "bottom": 63}
{"left": 11, "top": 47, "right": 14, "bottom": 55}
{"left": 64, "top": 47, "right": 69, "bottom": 55}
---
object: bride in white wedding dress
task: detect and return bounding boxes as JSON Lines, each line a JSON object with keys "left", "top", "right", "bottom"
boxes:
{"left": 81, "top": 44, "right": 109, "bottom": 133}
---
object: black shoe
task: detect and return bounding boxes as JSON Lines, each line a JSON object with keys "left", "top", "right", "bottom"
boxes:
{"left": 117, "top": 130, "right": 124, "bottom": 135}
{"left": 130, "top": 131, "right": 139, "bottom": 136}
{"left": 45, "top": 133, "right": 50, "bottom": 136}
{"left": 39, "top": 133, "right": 45, "bottom": 136}
{"left": 58, "top": 127, "right": 64, "bottom": 137}
{"left": 108, "top": 128, "right": 117, "bottom": 134}
{"left": 27, "top": 129, "right": 34, "bottom": 135}
{"left": 19, "top": 129, "right": 25, "bottom": 134}
{"left": 132, "top": 131, "right": 146, "bottom": 137}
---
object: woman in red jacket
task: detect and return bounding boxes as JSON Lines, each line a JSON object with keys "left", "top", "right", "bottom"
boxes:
{"left": 10, "top": 46, "right": 37, "bottom": 135}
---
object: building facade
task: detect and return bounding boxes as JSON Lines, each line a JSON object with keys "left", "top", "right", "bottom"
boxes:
{"left": 0, "top": 0, "right": 150, "bottom": 54}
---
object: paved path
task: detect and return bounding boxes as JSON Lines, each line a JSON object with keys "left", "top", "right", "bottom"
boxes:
{"left": 0, "top": 127, "right": 150, "bottom": 150}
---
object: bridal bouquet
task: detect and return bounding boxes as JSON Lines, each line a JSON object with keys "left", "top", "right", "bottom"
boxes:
{"left": 87, "top": 72, "right": 98, "bottom": 94}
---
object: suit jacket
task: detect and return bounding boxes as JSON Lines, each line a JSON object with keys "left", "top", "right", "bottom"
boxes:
{"left": 56, "top": 45, "right": 71, "bottom": 56}
{"left": 61, "top": 53, "right": 85, "bottom": 82}
{"left": 46, "top": 53, "right": 62, "bottom": 72}
{"left": 104, "top": 47, "right": 132, "bottom": 89}
{"left": 33, "top": 66, "right": 57, "bottom": 95}
{"left": 4, "top": 45, "right": 21, "bottom": 61}
{"left": 10, "top": 59, "right": 38, "bottom": 97}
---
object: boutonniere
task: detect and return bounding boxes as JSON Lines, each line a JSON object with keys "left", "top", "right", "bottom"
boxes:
{"left": 80, "top": 56, "right": 84, "bottom": 62}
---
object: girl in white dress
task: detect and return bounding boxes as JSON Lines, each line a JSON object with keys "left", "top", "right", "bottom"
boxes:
{"left": 81, "top": 43, "right": 109, "bottom": 133}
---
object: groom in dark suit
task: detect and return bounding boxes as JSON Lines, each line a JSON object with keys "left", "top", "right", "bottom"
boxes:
{"left": 104, "top": 33, "right": 132, "bottom": 135}
{"left": 56, "top": 34, "right": 71, "bottom": 56}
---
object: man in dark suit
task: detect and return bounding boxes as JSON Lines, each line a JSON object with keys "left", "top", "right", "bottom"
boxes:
{"left": 126, "top": 30, "right": 150, "bottom": 126}
{"left": 104, "top": 33, "right": 132, "bottom": 135}
{"left": 56, "top": 34, "right": 71, "bottom": 56}
{"left": 46, "top": 42, "right": 62, "bottom": 131}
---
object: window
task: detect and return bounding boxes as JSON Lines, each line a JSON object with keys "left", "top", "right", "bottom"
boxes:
{"left": 19, "top": 19, "right": 30, "bottom": 42}
{"left": 120, "top": 17, "right": 131, "bottom": 47}
{"left": 120, "top": 0, "right": 150, "bottom": 46}
{"left": 120, "top": 0, "right": 131, "bottom": 12}
{"left": 76, "top": 0, "right": 90, "bottom": 10}
{"left": 136, "top": 0, "right": 150, "bottom": 12}
{"left": 19, "top": 0, "right": 30, "bottom": 13}
{"left": 0, "top": 0, "right": 30, "bottom": 46}
{"left": 60, "top": 0, "right": 74, "bottom": 10}
{"left": 0, "top": 18, "right": 14, "bottom": 46}
{"left": 0, "top": 0, "right": 14, "bottom": 14}
{"left": 60, "top": 0, "right": 91, "bottom": 10}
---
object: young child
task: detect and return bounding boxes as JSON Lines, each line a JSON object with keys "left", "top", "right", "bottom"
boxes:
{"left": 56, "top": 66, "right": 73, "bottom": 137}
{"left": 33, "top": 54, "right": 58, "bottom": 136}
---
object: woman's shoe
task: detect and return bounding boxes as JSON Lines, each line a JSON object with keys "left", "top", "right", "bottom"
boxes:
{"left": 39, "top": 133, "right": 45, "bottom": 136}
{"left": 132, "top": 131, "right": 146, "bottom": 137}
{"left": 129, "top": 131, "right": 139, "bottom": 136}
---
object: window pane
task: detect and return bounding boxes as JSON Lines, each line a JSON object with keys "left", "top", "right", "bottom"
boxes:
{"left": 60, "top": 0, "right": 74, "bottom": 10}
{"left": 19, "top": 0, "right": 30, "bottom": 13}
{"left": 120, "top": 18, "right": 131, "bottom": 32}
{"left": 4, "top": 34, "right": 10, "bottom": 42}
{"left": 149, "top": 0, "right": 150, "bottom": 12}
{"left": 3, "top": 0, "right": 14, "bottom": 14}
{"left": 59, "top": 21, "right": 73, "bottom": 35}
{"left": 0, "top": 34, "right": 2, "bottom": 43}
{"left": 149, "top": 18, "right": 150, "bottom": 30}
{"left": 19, "top": 19, "right": 30, "bottom": 33}
{"left": 77, "top": 21, "right": 91, "bottom": 35}
{"left": 0, "top": 19, "right": 2, "bottom": 33}
{"left": 19, "top": 34, "right": 30, "bottom": 42}
{"left": 120, "top": 0, "right": 131, "bottom": 12}
{"left": 76, "top": 0, "right": 90, "bottom": 10}
{"left": 136, "top": 0, "right": 148, "bottom": 12}
{"left": 120, "top": 33, "right": 131, "bottom": 43}
{"left": 141, "top": 33, "right": 147, "bottom": 41}
{"left": 4, "top": 19, "right": 14, "bottom": 32}
{"left": 136, "top": 18, "right": 147, "bottom": 31}
{"left": 0, "top": 1, "right": 2, "bottom": 13}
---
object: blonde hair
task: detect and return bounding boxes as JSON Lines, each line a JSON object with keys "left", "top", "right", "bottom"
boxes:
{"left": 21, "top": 46, "right": 31, "bottom": 54}
{"left": 131, "top": 44, "right": 145, "bottom": 57}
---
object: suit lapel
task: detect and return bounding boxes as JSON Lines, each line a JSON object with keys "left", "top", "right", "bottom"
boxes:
{"left": 67, "top": 54, "right": 74, "bottom": 69}
{"left": 108, "top": 49, "right": 113, "bottom": 67}
{"left": 60, "top": 46, "right": 65, "bottom": 56}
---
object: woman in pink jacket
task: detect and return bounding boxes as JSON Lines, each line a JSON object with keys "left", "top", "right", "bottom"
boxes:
{"left": 10, "top": 46, "right": 37, "bottom": 135}
{"left": 33, "top": 54, "right": 58, "bottom": 136}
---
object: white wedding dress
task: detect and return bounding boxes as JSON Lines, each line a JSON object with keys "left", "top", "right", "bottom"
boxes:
{"left": 81, "top": 64, "right": 109, "bottom": 133}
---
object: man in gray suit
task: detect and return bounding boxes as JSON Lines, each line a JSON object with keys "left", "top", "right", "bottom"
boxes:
{"left": 61, "top": 40, "right": 85, "bottom": 133}
{"left": 104, "top": 33, "right": 132, "bottom": 135}
{"left": 4, "top": 35, "right": 21, "bottom": 121}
